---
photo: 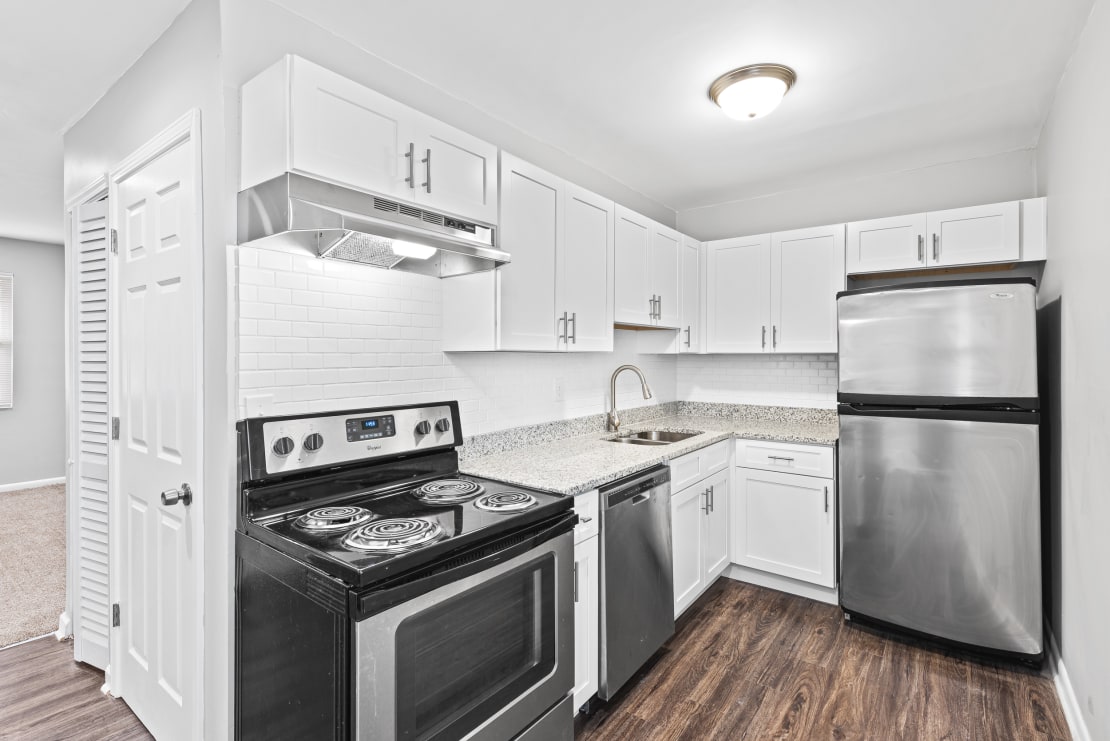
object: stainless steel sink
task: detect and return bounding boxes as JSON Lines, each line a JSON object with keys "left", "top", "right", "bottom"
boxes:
{"left": 606, "top": 430, "right": 701, "bottom": 445}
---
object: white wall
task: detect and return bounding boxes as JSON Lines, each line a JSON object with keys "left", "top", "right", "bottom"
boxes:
{"left": 677, "top": 354, "right": 837, "bottom": 409}
{"left": 677, "top": 148, "right": 1037, "bottom": 240}
{"left": 0, "top": 238, "right": 65, "bottom": 487}
{"left": 1035, "top": 1, "right": 1110, "bottom": 737}
{"left": 237, "top": 245, "right": 676, "bottom": 434}
{"left": 63, "top": 0, "right": 233, "bottom": 736}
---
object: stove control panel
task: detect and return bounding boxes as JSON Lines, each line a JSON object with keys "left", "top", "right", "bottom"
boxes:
{"left": 252, "top": 403, "right": 461, "bottom": 477}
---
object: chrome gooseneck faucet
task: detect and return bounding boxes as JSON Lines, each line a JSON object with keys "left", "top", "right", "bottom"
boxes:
{"left": 607, "top": 364, "right": 653, "bottom": 433}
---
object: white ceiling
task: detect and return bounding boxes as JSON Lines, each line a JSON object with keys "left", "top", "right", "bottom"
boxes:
{"left": 0, "top": 0, "right": 1096, "bottom": 243}
{"left": 274, "top": 0, "right": 1093, "bottom": 212}
{"left": 0, "top": 0, "right": 191, "bottom": 244}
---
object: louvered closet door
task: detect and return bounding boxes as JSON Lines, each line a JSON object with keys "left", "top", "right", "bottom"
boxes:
{"left": 72, "top": 200, "right": 111, "bottom": 669}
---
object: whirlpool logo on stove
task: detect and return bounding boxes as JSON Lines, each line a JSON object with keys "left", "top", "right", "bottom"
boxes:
{"left": 366, "top": 444, "right": 383, "bottom": 451}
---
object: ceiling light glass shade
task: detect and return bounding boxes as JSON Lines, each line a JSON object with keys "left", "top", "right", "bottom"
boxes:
{"left": 709, "top": 64, "right": 797, "bottom": 121}
{"left": 391, "top": 240, "right": 438, "bottom": 259}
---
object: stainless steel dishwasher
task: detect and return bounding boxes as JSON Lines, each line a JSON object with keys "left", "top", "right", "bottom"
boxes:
{"left": 598, "top": 465, "right": 674, "bottom": 700}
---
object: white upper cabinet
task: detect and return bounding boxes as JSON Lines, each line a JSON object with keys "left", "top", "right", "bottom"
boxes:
{"left": 846, "top": 199, "right": 1044, "bottom": 275}
{"left": 614, "top": 206, "right": 680, "bottom": 328}
{"left": 705, "top": 235, "right": 771, "bottom": 353}
{"left": 240, "top": 55, "right": 497, "bottom": 224}
{"left": 846, "top": 213, "right": 928, "bottom": 274}
{"left": 678, "top": 236, "right": 701, "bottom": 353}
{"left": 442, "top": 153, "right": 613, "bottom": 352}
{"left": 771, "top": 224, "right": 845, "bottom": 354}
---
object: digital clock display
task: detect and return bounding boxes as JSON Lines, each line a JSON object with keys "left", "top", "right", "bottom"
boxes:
{"left": 362, "top": 419, "right": 379, "bottom": 429}
{"left": 345, "top": 414, "right": 396, "bottom": 442}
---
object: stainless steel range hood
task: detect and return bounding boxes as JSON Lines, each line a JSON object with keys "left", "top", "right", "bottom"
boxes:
{"left": 237, "top": 173, "right": 508, "bottom": 278}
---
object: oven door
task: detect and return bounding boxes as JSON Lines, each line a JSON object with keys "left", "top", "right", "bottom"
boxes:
{"left": 352, "top": 514, "right": 575, "bottom": 741}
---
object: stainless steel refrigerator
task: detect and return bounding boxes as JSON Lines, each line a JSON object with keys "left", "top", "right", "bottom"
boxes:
{"left": 837, "top": 278, "right": 1042, "bottom": 660}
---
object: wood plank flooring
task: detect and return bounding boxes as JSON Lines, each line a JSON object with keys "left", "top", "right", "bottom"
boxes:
{"left": 0, "top": 637, "right": 151, "bottom": 740}
{"left": 577, "top": 579, "right": 1070, "bottom": 741}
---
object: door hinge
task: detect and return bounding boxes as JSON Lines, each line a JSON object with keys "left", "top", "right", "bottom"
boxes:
{"left": 110, "top": 228, "right": 118, "bottom": 254}
{"left": 111, "top": 416, "right": 120, "bottom": 440}
{"left": 112, "top": 603, "right": 120, "bottom": 627}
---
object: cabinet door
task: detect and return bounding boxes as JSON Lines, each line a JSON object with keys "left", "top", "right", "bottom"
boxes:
{"left": 562, "top": 184, "right": 614, "bottom": 352}
{"left": 927, "top": 201, "right": 1019, "bottom": 267}
{"left": 705, "top": 235, "right": 771, "bottom": 353}
{"left": 614, "top": 206, "right": 653, "bottom": 325}
{"left": 572, "top": 536, "right": 599, "bottom": 711}
{"left": 678, "top": 236, "right": 700, "bottom": 353}
{"left": 771, "top": 224, "right": 844, "bottom": 354}
{"left": 845, "top": 213, "right": 927, "bottom": 274}
{"left": 415, "top": 115, "right": 499, "bottom": 224}
{"left": 702, "top": 468, "right": 731, "bottom": 582}
{"left": 732, "top": 469, "right": 835, "bottom": 588}
{"left": 671, "top": 483, "right": 707, "bottom": 618}
{"left": 290, "top": 57, "right": 412, "bottom": 199}
{"left": 497, "top": 154, "right": 561, "bottom": 351}
{"left": 652, "top": 225, "right": 681, "bottom": 328}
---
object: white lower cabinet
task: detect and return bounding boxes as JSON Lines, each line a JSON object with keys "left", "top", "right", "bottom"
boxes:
{"left": 732, "top": 440, "right": 836, "bottom": 589}
{"left": 572, "top": 491, "right": 599, "bottom": 713}
{"left": 669, "top": 442, "right": 731, "bottom": 618}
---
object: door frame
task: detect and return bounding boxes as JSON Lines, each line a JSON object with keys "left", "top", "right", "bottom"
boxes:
{"left": 105, "top": 108, "right": 204, "bottom": 732}
{"left": 61, "top": 176, "right": 110, "bottom": 651}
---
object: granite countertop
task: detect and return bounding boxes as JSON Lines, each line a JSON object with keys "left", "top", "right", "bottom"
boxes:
{"left": 459, "top": 407, "right": 838, "bottom": 496}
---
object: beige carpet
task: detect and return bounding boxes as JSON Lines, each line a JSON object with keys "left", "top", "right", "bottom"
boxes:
{"left": 0, "top": 483, "right": 66, "bottom": 647}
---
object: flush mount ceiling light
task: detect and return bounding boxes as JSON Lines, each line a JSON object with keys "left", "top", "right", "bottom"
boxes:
{"left": 709, "top": 63, "right": 797, "bottom": 121}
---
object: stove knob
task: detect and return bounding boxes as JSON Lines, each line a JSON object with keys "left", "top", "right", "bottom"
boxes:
{"left": 303, "top": 432, "right": 324, "bottom": 452}
{"left": 415, "top": 420, "right": 432, "bottom": 436}
{"left": 435, "top": 418, "right": 451, "bottom": 433}
{"left": 272, "top": 436, "right": 295, "bottom": 457}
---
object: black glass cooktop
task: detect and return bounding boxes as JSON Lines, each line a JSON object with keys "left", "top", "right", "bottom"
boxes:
{"left": 246, "top": 473, "right": 571, "bottom": 589}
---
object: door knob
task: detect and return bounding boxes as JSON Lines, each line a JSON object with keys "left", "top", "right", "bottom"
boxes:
{"left": 161, "top": 483, "right": 193, "bottom": 507}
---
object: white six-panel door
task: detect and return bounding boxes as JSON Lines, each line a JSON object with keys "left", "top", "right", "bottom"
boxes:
{"left": 110, "top": 114, "right": 202, "bottom": 741}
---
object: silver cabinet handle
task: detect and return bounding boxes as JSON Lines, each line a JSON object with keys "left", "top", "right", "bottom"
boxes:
{"left": 161, "top": 483, "right": 193, "bottom": 507}
{"left": 708, "top": 484, "right": 715, "bottom": 513}
{"left": 421, "top": 148, "right": 432, "bottom": 193}
{"left": 569, "top": 312, "right": 577, "bottom": 344}
{"left": 917, "top": 234, "right": 924, "bottom": 262}
{"left": 404, "top": 142, "right": 415, "bottom": 189}
{"left": 768, "top": 455, "right": 794, "bottom": 463}
{"left": 701, "top": 488, "right": 709, "bottom": 514}
{"left": 558, "top": 311, "right": 568, "bottom": 344}
{"left": 772, "top": 325, "right": 778, "bottom": 348}
{"left": 932, "top": 233, "right": 939, "bottom": 261}
{"left": 648, "top": 296, "right": 655, "bottom": 320}
{"left": 761, "top": 325, "right": 766, "bottom": 349}
{"left": 573, "top": 562, "right": 579, "bottom": 603}
{"left": 824, "top": 485, "right": 830, "bottom": 513}
{"left": 578, "top": 515, "right": 592, "bottom": 524}
{"left": 684, "top": 326, "right": 691, "bottom": 347}
{"left": 657, "top": 295, "right": 663, "bottom": 320}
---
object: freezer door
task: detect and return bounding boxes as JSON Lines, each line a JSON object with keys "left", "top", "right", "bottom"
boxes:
{"left": 839, "top": 411, "right": 1042, "bottom": 656}
{"left": 838, "top": 280, "right": 1038, "bottom": 404}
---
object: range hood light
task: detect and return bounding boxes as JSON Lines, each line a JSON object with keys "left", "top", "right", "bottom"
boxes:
{"left": 391, "top": 240, "right": 438, "bottom": 260}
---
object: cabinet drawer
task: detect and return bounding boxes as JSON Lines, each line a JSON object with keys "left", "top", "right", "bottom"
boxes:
{"left": 669, "top": 439, "right": 730, "bottom": 491}
{"left": 735, "top": 439, "right": 834, "bottom": 478}
{"left": 573, "top": 489, "right": 599, "bottom": 544}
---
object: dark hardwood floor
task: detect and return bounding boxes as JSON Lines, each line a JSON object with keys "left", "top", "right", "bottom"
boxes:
{"left": 577, "top": 579, "right": 1070, "bottom": 741}
{"left": 0, "top": 637, "right": 151, "bottom": 740}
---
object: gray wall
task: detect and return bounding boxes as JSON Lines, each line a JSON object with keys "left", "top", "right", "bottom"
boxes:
{"left": 676, "top": 148, "right": 1037, "bottom": 240}
{"left": 0, "top": 238, "right": 64, "bottom": 487}
{"left": 63, "top": 0, "right": 232, "bottom": 736}
{"left": 1035, "top": 0, "right": 1110, "bottom": 737}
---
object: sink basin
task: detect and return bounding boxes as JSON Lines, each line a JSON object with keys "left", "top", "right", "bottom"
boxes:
{"left": 606, "top": 430, "right": 701, "bottom": 445}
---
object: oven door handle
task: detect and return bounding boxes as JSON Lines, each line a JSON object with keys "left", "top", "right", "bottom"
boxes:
{"left": 351, "top": 510, "right": 578, "bottom": 620}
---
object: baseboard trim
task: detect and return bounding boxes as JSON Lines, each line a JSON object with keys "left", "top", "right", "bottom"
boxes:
{"left": 55, "top": 612, "right": 72, "bottom": 640}
{"left": 723, "top": 563, "right": 839, "bottom": 605}
{"left": 1046, "top": 625, "right": 1091, "bottom": 741}
{"left": 0, "top": 476, "right": 65, "bottom": 493}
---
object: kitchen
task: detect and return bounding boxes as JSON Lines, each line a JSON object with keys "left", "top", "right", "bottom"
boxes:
{"left": 1, "top": 0, "right": 1106, "bottom": 739}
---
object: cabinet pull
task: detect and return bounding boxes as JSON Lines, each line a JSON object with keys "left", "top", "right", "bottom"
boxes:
{"left": 917, "top": 234, "right": 924, "bottom": 262}
{"left": 657, "top": 295, "right": 663, "bottom": 320}
{"left": 768, "top": 455, "right": 794, "bottom": 463}
{"left": 701, "top": 488, "right": 709, "bottom": 514}
{"left": 404, "top": 142, "right": 416, "bottom": 189}
{"left": 684, "top": 326, "right": 691, "bottom": 348}
{"left": 648, "top": 296, "right": 655, "bottom": 320}
{"left": 573, "top": 562, "right": 579, "bottom": 602}
{"left": 558, "top": 311, "right": 568, "bottom": 344}
{"left": 421, "top": 148, "right": 432, "bottom": 193}
{"left": 579, "top": 515, "right": 592, "bottom": 524}
{"left": 708, "top": 484, "right": 714, "bottom": 513}
{"left": 932, "top": 233, "right": 939, "bottom": 261}
{"left": 761, "top": 325, "right": 766, "bottom": 349}
{"left": 569, "top": 312, "right": 577, "bottom": 345}
{"left": 772, "top": 325, "right": 778, "bottom": 348}
{"left": 824, "top": 485, "right": 829, "bottom": 513}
